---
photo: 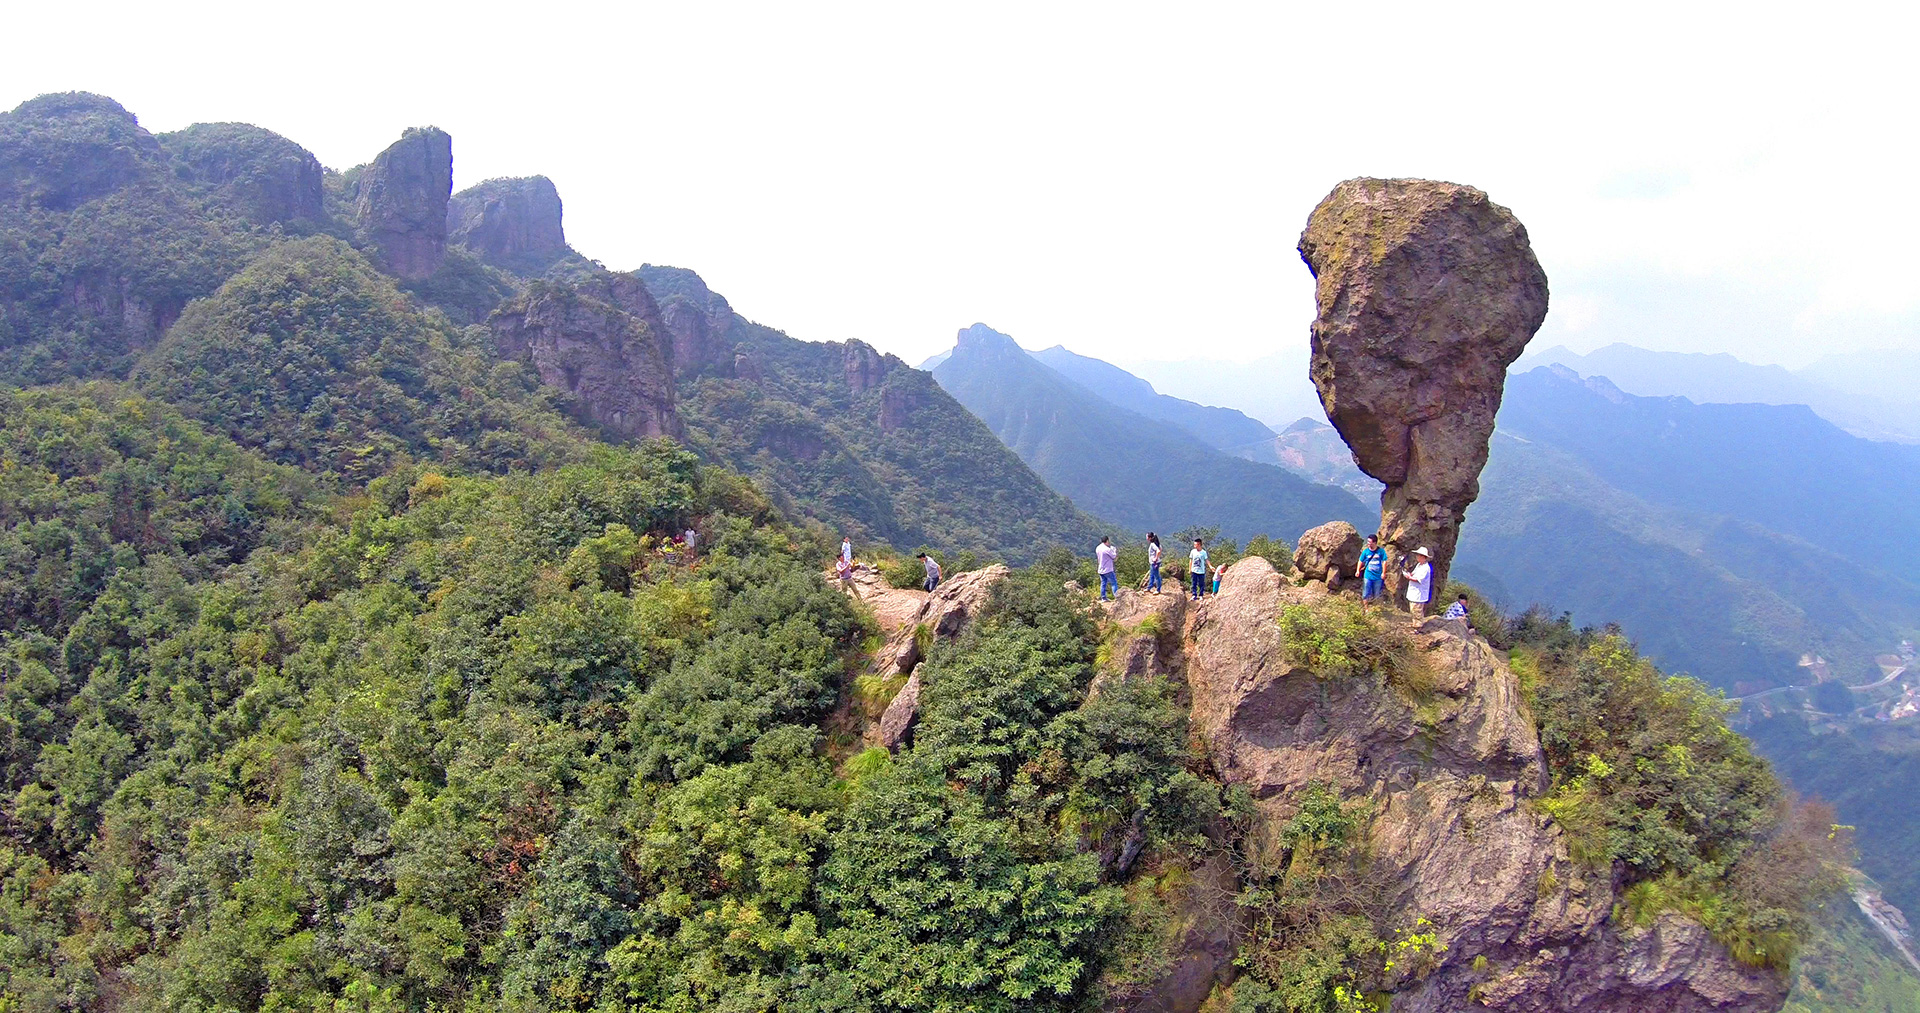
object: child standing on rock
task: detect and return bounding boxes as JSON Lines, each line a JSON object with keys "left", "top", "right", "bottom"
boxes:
{"left": 1189, "top": 538, "right": 1209, "bottom": 601}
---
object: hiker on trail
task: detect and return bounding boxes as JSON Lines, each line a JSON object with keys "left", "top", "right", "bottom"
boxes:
{"left": 1189, "top": 538, "right": 1210, "bottom": 601}
{"left": 918, "top": 552, "right": 941, "bottom": 592}
{"left": 683, "top": 526, "right": 699, "bottom": 560}
{"left": 1401, "top": 547, "right": 1434, "bottom": 616}
{"left": 841, "top": 536, "right": 854, "bottom": 566}
{"left": 1357, "top": 535, "right": 1387, "bottom": 604}
{"left": 1443, "top": 593, "right": 1470, "bottom": 623}
{"left": 1096, "top": 537, "right": 1119, "bottom": 601}
{"left": 837, "top": 554, "right": 857, "bottom": 596}
{"left": 1146, "top": 533, "right": 1163, "bottom": 594}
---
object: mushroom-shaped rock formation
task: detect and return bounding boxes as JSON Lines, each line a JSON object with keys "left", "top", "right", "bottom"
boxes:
{"left": 354, "top": 127, "right": 453, "bottom": 280}
{"left": 1298, "top": 178, "right": 1548, "bottom": 601}
{"left": 1292, "top": 519, "right": 1364, "bottom": 589}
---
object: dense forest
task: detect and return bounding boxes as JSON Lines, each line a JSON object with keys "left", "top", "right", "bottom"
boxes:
{"left": 0, "top": 91, "right": 1869, "bottom": 1011}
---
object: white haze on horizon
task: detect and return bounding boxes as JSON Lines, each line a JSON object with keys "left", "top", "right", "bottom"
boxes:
{"left": 4, "top": 0, "right": 1917, "bottom": 375}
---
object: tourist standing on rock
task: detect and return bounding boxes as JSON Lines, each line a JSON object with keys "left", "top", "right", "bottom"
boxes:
{"left": 1358, "top": 534, "right": 1386, "bottom": 605}
{"left": 837, "top": 554, "right": 857, "bottom": 596}
{"left": 841, "top": 535, "right": 854, "bottom": 566}
{"left": 1096, "top": 537, "right": 1119, "bottom": 601}
{"left": 918, "top": 552, "right": 941, "bottom": 592}
{"left": 1402, "top": 547, "right": 1434, "bottom": 615}
{"left": 1189, "top": 538, "right": 1210, "bottom": 601}
{"left": 1146, "top": 533, "right": 1163, "bottom": 594}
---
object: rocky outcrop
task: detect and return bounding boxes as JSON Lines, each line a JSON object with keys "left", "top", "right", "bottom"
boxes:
{"left": 489, "top": 280, "right": 680, "bottom": 440}
{"left": 1093, "top": 589, "right": 1189, "bottom": 692}
{"left": 1298, "top": 178, "right": 1548, "bottom": 600}
{"left": 355, "top": 127, "right": 453, "bottom": 280}
{"left": 853, "top": 564, "right": 1011, "bottom": 750}
{"left": 160, "top": 122, "right": 323, "bottom": 225}
{"left": 843, "top": 340, "right": 886, "bottom": 393}
{"left": 1291, "top": 520, "right": 1363, "bottom": 588}
{"left": 637, "top": 265, "right": 736, "bottom": 378}
{"left": 1159, "top": 555, "right": 1784, "bottom": 1013}
{"left": 446, "top": 176, "right": 568, "bottom": 271}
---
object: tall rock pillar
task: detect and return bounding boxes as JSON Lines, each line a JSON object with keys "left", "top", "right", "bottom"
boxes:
{"left": 1297, "top": 178, "right": 1548, "bottom": 604}
{"left": 355, "top": 127, "right": 453, "bottom": 280}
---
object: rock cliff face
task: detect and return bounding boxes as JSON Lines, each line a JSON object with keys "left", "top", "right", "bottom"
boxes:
{"left": 1104, "top": 559, "right": 1784, "bottom": 1013}
{"left": 1298, "top": 178, "right": 1548, "bottom": 600}
{"left": 354, "top": 127, "right": 453, "bottom": 280}
{"left": 159, "top": 122, "right": 324, "bottom": 225}
{"left": 446, "top": 175, "right": 568, "bottom": 271}
{"left": 489, "top": 278, "right": 680, "bottom": 440}
{"left": 638, "top": 265, "right": 737, "bottom": 378}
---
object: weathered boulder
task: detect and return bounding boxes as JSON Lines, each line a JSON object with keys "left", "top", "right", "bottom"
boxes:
{"left": 1298, "top": 178, "right": 1547, "bottom": 601}
{"left": 1093, "top": 589, "right": 1189, "bottom": 694}
{"left": 876, "top": 671, "right": 922, "bottom": 751}
{"left": 446, "top": 175, "right": 568, "bottom": 271}
{"left": 864, "top": 564, "right": 1011, "bottom": 751}
{"left": 1159, "top": 555, "right": 1783, "bottom": 1013}
{"left": 1291, "top": 520, "right": 1363, "bottom": 588}
{"left": 489, "top": 280, "right": 680, "bottom": 440}
{"left": 355, "top": 127, "right": 453, "bottom": 280}
{"left": 160, "top": 122, "right": 324, "bottom": 225}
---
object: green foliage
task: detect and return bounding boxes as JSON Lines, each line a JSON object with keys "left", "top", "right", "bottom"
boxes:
{"left": 1278, "top": 597, "right": 1415, "bottom": 686}
{"left": 1515, "top": 630, "right": 1850, "bottom": 966}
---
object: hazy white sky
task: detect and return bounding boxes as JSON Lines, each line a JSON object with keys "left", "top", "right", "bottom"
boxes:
{"left": 6, "top": 1, "right": 1917, "bottom": 369}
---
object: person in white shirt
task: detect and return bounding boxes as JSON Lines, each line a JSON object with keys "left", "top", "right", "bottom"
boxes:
{"left": 841, "top": 536, "right": 853, "bottom": 565}
{"left": 1188, "top": 538, "right": 1210, "bottom": 601}
{"left": 1095, "top": 537, "right": 1119, "bottom": 601}
{"left": 1401, "top": 546, "right": 1434, "bottom": 615}
{"left": 1146, "top": 533, "right": 1163, "bottom": 594}
{"left": 918, "top": 552, "right": 941, "bottom": 592}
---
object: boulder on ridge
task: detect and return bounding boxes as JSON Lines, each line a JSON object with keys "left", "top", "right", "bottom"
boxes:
{"left": 354, "top": 127, "right": 453, "bottom": 280}
{"left": 1297, "top": 178, "right": 1548, "bottom": 601}
{"left": 1292, "top": 520, "right": 1363, "bottom": 588}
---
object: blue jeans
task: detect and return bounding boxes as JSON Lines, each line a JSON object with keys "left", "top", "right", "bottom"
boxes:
{"left": 924, "top": 576, "right": 939, "bottom": 592}
{"left": 1363, "top": 575, "right": 1384, "bottom": 600}
{"left": 1148, "top": 562, "right": 1161, "bottom": 592}
{"left": 1191, "top": 573, "right": 1205, "bottom": 599}
{"left": 1100, "top": 572, "right": 1118, "bottom": 599}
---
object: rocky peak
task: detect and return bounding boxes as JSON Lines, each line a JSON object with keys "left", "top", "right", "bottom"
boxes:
{"left": 489, "top": 279, "right": 680, "bottom": 441}
{"left": 446, "top": 175, "right": 567, "bottom": 272}
{"left": 842, "top": 339, "right": 887, "bottom": 393}
{"left": 1298, "top": 178, "right": 1548, "bottom": 599}
{"left": 0, "top": 92, "right": 164, "bottom": 209}
{"left": 354, "top": 126, "right": 453, "bottom": 280}
{"left": 637, "top": 265, "right": 736, "bottom": 378}
{"left": 159, "top": 122, "right": 324, "bottom": 225}
{"left": 953, "top": 322, "right": 1023, "bottom": 357}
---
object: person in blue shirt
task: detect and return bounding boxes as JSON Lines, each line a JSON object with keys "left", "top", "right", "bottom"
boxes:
{"left": 1443, "top": 593, "right": 1471, "bottom": 623}
{"left": 1357, "top": 535, "right": 1387, "bottom": 605}
{"left": 1188, "top": 538, "right": 1209, "bottom": 600}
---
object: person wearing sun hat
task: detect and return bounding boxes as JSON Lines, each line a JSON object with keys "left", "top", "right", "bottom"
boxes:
{"left": 1401, "top": 546, "right": 1434, "bottom": 615}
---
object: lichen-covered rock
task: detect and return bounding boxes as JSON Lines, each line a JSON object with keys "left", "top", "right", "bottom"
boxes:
{"left": 1298, "top": 178, "right": 1548, "bottom": 600}
{"left": 489, "top": 279, "right": 680, "bottom": 440}
{"left": 446, "top": 175, "right": 568, "bottom": 272}
{"left": 355, "top": 127, "right": 453, "bottom": 280}
{"left": 1093, "top": 589, "right": 1189, "bottom": 694}
{"left": 1292, "top": 520, "right": 1363, "bottom": 587}
{"left": 160, "top": 122, "right": 323, "bottom": 225}
{"left": 877, "top": 671, "right": 922, "bottom": 751}
{"left": 1151, "top": 555, "right": 1784, "bottom": 1013}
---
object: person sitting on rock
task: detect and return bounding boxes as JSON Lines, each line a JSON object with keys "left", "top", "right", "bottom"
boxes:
{"left": 1188, "top": 538, "right": 1209, "bottom": 601}
{"left": 1146, "top": 533, "right": 1163, "bottom": 594}
{"left": 1443, "top": 593, "right": 1470, "bottom": 623}
{"left": 1401, "top": 547, "right": 1434, "bottom": 616}
{"left": 918, "top": 551, "right": 941, "bottom": 593}
{"left": 1095, "top": 537, "right": 1119, "bottom": 601}
{"left": 1357, "top": 534, "right": 1387, "bottom": 605}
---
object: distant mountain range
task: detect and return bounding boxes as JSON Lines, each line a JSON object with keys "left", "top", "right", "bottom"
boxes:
{"left": 1518, "top": 342, "right": 1920, "bottom": 443}
{"left": 926, "top": 324, "right": 1371, "bottom": 543}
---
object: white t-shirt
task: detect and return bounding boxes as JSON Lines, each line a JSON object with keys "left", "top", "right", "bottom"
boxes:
{"left": 841, "top": 540, "right": 853, "bottom": 563}
{"left": 1190, "top": 548, "right": 1209, "bottom": 573}
{"left": 1404, "top": 561, "right": 1433, "bottom": 603}
{"left": 924, "top": 556, "right": 941, "bottom": 579}
{"left": 1148, "top": 542, "right": 1162, "bottom": 565}
{"left": 1096, "top": 543, "right": 1118, "bottom": 574}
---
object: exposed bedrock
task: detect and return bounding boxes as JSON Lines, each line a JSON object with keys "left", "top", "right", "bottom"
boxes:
{"left": 354, "top": 127, "right": 453, "bottom": 280}
{"left": 446, "top": 175, "right": 567, "bottom": 271}
{"left": 1297, "top": 178, "right": 1548, "bottom": 600}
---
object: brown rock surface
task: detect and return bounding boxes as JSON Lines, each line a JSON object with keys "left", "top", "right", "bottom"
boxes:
{"left": 489, "top": 279, "right": 680, "bottom": 440}
{"left": 1297, "top": 178, "right": 1548, "bottom": 600}
{"left": 447, "top": 175, "right": 568, "bottom": 271}
{"left": 355, "top": 127, "right": 453, "bottom": 280}
{"left": 1093, "top": 589, "right": 1190, "bottom": 693}
{"left": 1291, "top": 520, "right": 1363, "bottom": 588}
{"left": 856, "top": 565, "right": 1010, "bottom": 750}
{"left": 1150, "top": 554, "right": 1784, "bottom": 1013}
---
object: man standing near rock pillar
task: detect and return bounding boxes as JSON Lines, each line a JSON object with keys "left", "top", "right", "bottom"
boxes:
{"left": 1096, "top": 537, "right": 1119, "bottom": 601}
{"left": 1402, "top": 547, "right": 1434, "bottom": 616}
{"left": 1298, "top": 178, "right": 1548, "bottom": 601}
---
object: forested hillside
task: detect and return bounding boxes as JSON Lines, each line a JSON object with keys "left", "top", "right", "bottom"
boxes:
{"left": 931, "top": 324, "right": 1370, "bottom": 543}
